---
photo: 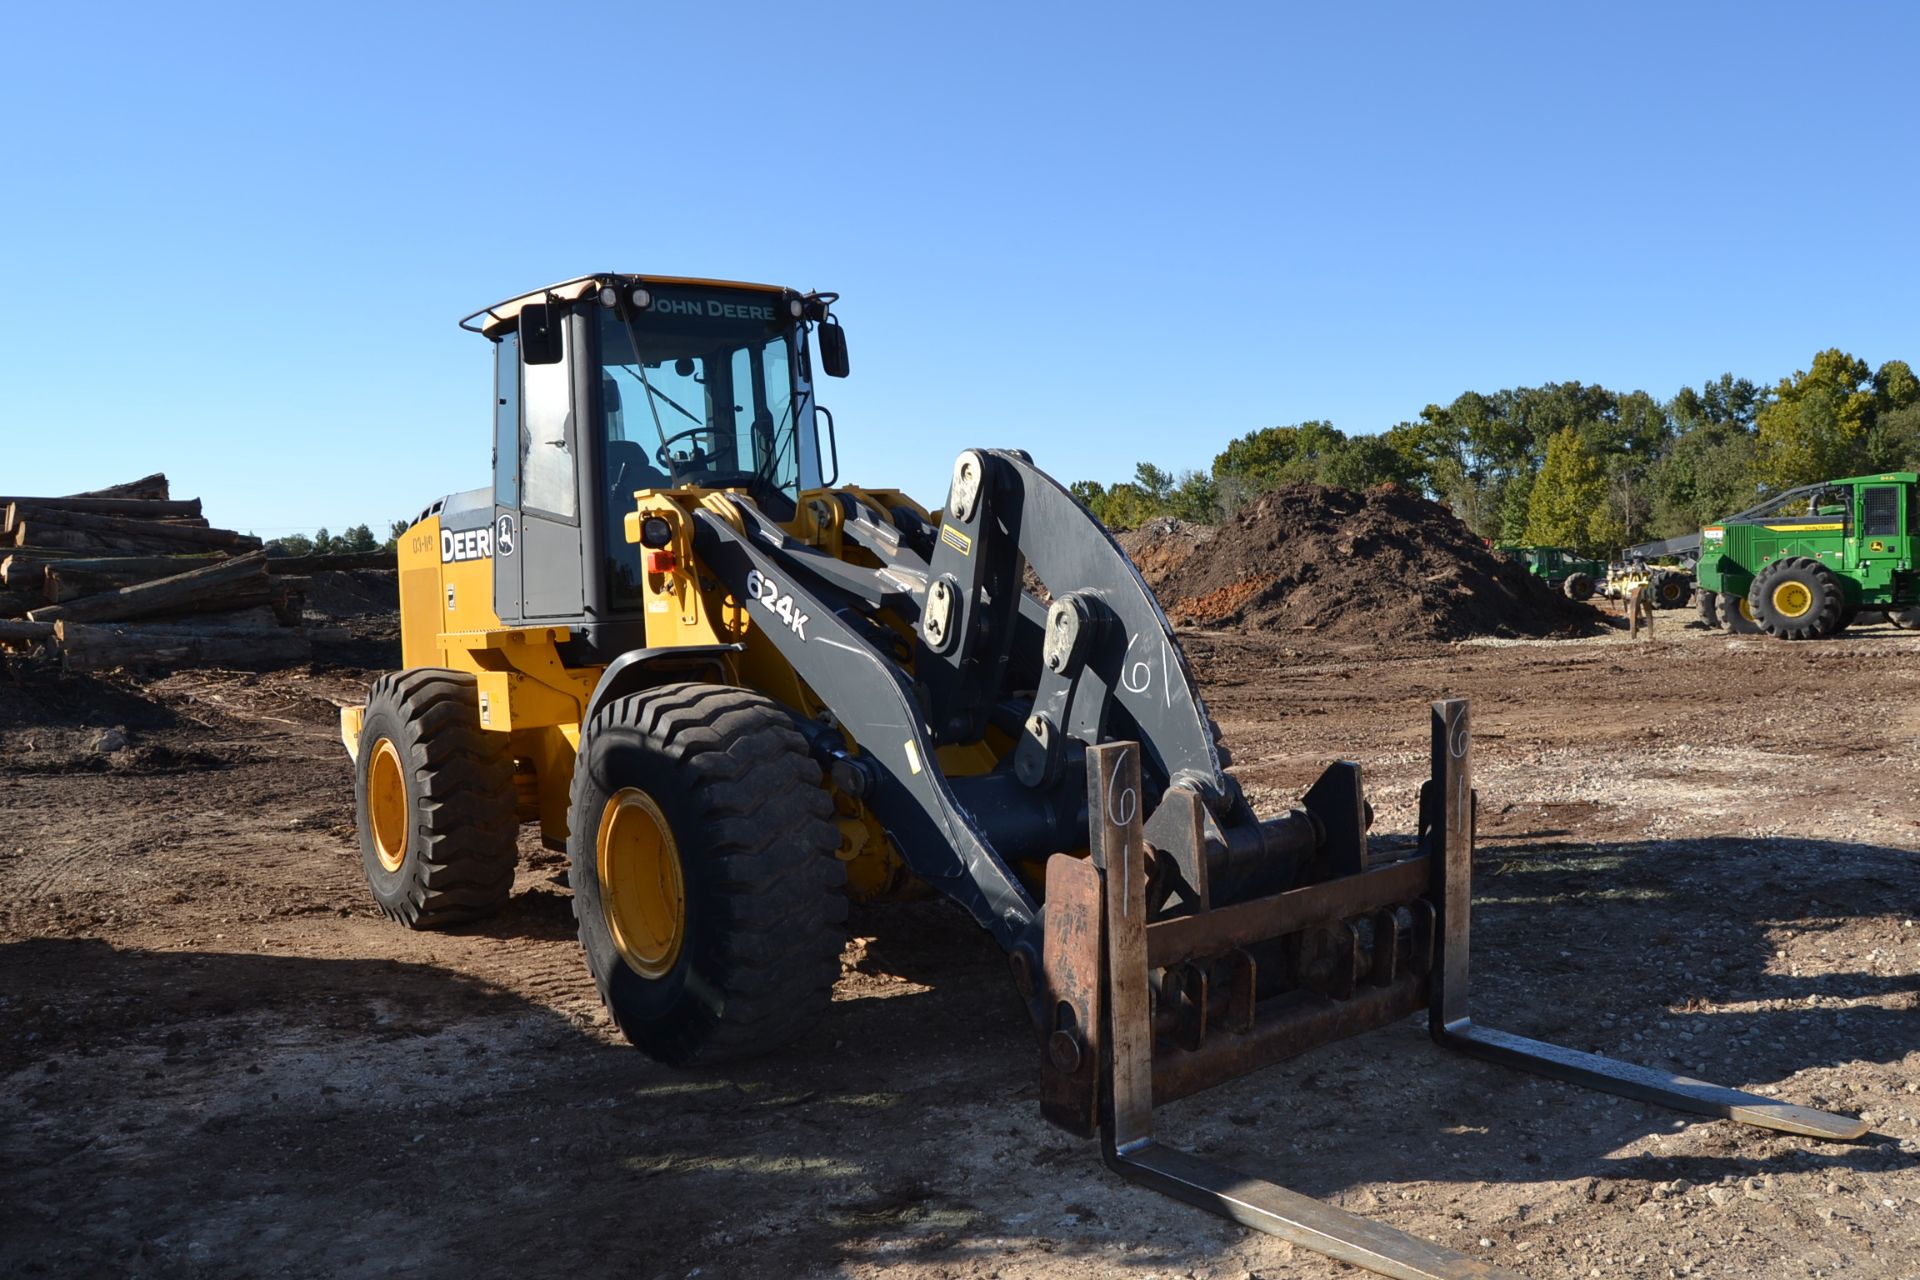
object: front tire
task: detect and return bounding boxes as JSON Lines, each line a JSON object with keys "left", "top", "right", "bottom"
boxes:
{"left": 1697, "top": 590, "right": 1721, "bottom": 629}
{"left": 568, "top": 682, "right": 846, "bottom": 1065}
{"left": 1751, "top": 556, "right": 1843, "bottom": 640}
{"left": 1563, "top": 572, "right": 1595, "bottom": 601}
{"left": 1722, "top": 590, "right": 1762, "bottom": 635}
{"left": 354, "top": 669, "right": 518, "bottom": 928}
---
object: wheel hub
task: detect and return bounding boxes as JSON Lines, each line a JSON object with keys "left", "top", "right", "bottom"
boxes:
{"left": 597, "top": 788, "right": 686, "bottom": 979}
{"left": 368, "top": 737, "right": 409, "bottom": 873}
{"left": 1772, "top": 581, "right": 1813, "bottom": 618}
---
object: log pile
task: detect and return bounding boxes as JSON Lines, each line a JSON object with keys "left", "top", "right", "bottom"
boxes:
{"left": 0, "top": 474, "right": 365, "bottom": 673}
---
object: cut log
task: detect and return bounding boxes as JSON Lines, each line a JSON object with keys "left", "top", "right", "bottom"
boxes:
{"left": 66, "top": 474, "right": 169, "bottom": 501}
{"left": 28, "top": 552, "right": 271, "bottom": 625}
{"left": 33, "top": 552, "right": 222, "bottom": 575}
{"left": 0, "top": 557, "right": 49, "bottom": 593}
{"left": 0, "top": 619, "right": 54, "bottom": 645}
{"left": 12, "top": 529, "right": 230, "bottom": 556}
{"left": 44, "top": 555, "right": 227, "bottom": 602}
{"left": 1, "top": 550, "right": 94, "bottom": 587}
{"left": 266, "top": 550, "right": 397, "bottom": 573}
{"left": 13, "top": 528, "right": 101, "bottom": 552}
{"left": 0, "top": 590, "right": 43, "bottom": 616}
{"left": 0, "top": 497, "right": 203, "bottom": 527}
{"left": 54, "top": 607, "right": 281, "bottom": 642}
{"left": 56, "top": 623, "right": 311, "bottom": 673}
{"left": 9, "top": 508, "right": 259, "bottom": 550}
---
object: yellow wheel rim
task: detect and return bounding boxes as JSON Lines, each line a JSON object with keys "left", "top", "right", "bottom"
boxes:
{"left": 368, "top": 737, "right": 409, "bottom": 873}
{"left": 596, "top": 788, "right": 686, "bottom": 979}
{"left": 1771, "top": 581, "right": 1812, "bottom": 619}
{"left": 1737, "top": 596, "right": 1756, "bottom": 622}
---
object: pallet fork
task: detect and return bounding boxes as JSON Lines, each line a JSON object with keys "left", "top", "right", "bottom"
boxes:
{"left": 1039, "top": 699, "right": 1866, "bottom": 1280}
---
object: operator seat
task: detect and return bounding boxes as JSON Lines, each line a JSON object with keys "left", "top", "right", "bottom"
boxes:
{"left": 605, "top": 437, "right": 669, "bottom": 497}
{"left": 603, "top": 437, "right": 669, "bottom": 599}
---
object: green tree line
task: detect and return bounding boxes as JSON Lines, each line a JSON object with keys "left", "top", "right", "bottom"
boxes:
{"left": 1072, "top": 348, "right": 1920, "bottom": 555}
{"left": 266, "top": 519, "right": 412, "bottom": 557}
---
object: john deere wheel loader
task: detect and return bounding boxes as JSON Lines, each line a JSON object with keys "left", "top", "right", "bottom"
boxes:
{"left": 344, "top": 274, "right": 1864, "bottom": 1280}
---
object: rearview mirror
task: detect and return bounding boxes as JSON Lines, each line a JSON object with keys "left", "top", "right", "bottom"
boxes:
{"left": 520, "top": 303, "right": 564, "bottom": 366}
{"left": 816, "top": 318, "right": 849, "bottom": 378}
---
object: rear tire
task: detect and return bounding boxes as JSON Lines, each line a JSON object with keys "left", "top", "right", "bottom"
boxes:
{"left": 1652, "top": 570, "right": 1692, "bottom": 609}
{"left": 1696, "top": 590, "right": 1721, "bottom": 628}
{"left": 567, "top": 681, "right": 847, "bottom": 1065}
{"left": 1751, "top": 556, "right": 1843, "bottom": 641}
{"left": 1562, "top": 572, "right": 1594, "bottom": 601}
{"left": 354, "top": 669, "right": 518, "bottom": 928}
{"left": 1892, "top": 606, "right": 1920, "bottom": 631}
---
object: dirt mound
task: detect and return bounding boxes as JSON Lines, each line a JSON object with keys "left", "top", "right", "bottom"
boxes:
{"left": 1116, "top": 517, "right": 1215, "bottom": 592}
{"left": 1151, "top": 483, "right": 1595, "bottom": 642}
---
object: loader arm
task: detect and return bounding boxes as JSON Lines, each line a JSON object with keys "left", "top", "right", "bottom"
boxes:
{"left": 689, "top": 448, "right": 1328, "bottom": 965}
{"left": 691, "top": 501, "right": 1044, "bottom": 954}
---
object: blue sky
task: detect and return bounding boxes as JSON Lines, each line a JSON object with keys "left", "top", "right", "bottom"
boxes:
{"left": 3, "top": 2, "right": 1915, "bottom": 532}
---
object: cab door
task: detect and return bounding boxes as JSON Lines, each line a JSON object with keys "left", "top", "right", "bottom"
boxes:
{"left": 1853, "top": 483, "right": 1903, "bottom": 595}
{"left": 495, "top": 308, "right": 586, "bottom": 622}
{"left": 491, "top": 332, "right": 524, "bottom": 623}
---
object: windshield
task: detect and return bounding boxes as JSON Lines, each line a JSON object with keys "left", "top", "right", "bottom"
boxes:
{"left": 595, "top": 286, "right": 818, "bottom": 612}
{"left": 596, "top": 289, "right": 813, "bottom": 499}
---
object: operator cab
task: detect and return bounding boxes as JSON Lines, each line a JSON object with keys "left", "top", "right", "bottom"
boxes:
{"left": 460, "top": 274, "right": 848, "bottom": 658}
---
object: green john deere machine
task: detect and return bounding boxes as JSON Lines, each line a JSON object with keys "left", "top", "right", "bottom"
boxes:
{"left": 1496, "top": 544, "right": 1606, "bottom": 600}
{"left": 1692, "top": 472, "right": 1920, "bottom": 639}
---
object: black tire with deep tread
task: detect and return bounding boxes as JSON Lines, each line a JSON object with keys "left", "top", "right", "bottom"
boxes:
{"left": 1750, "top": 556, "right": 1843, "bottom": 641}
{"left": 355, "top": 668, "right": 518, "bottom": 928}
{"left": 1652, "top": 570, "right": 1692, "bottom": 609}
{"left": 1562, "top": 572, "right": 1595, "bottom": 601}
{"left": 1697, "top": 590, "right": 1721, "bottom": 628}
{"left": 567, "top": 681, "right": 846, "bottom": 1066}
{"left": 1722, "top": 588, "right": 1762, "bottom": 634}
{"left": 1892, "top": 606, "right": 1920, "bottom": 631}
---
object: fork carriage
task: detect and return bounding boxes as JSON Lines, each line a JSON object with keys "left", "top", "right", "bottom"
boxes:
{"left": 1036, "top": 700, "right": 1864, "bottom": 1280}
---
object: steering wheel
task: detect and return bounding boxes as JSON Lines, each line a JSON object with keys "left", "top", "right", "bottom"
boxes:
{"left": 652, "top": 426, "right": 763, "bottom": 490}
{"left": 653, "top": 426, "right": 715, "bottom": 473}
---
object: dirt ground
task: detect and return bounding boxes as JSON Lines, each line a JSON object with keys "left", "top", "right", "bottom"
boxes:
{"left": 4, "top": 611, "right": 1917, "bottom": 1280}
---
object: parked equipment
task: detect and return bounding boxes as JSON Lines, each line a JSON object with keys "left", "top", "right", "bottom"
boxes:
{"left": 1688, "top": 475, "right": 1920, "bottom": 639}
{"left": 343, "top": 274, "right": 1866, "bottom": 1280}
{"left": 1496, "top": 543, "right": 1604, "bottom": 600}
{"left": 1601, "top": 561, "right": 1693, "bottom": 611}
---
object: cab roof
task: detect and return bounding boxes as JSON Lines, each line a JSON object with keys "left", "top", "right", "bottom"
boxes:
{"left": 1830, "top": 471, "right": 1919, "bottom": 486}
{"left": 460, "top": 273, "right": 789, "bottom": 338}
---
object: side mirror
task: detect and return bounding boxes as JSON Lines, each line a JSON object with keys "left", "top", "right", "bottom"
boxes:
{"left": 816, "top": 317, "right": 849, "bottom": 378}
{"left": 520, "top": 302, "right": 564, "bottom": 366}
